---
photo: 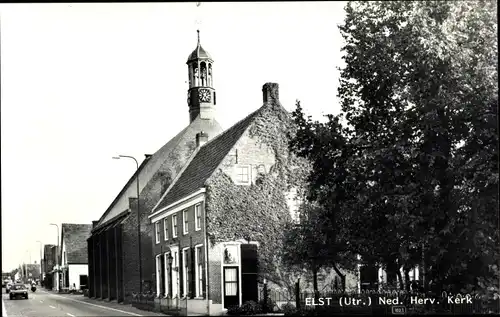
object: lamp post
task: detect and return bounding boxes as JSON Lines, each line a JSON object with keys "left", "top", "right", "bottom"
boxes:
{"left": 113, "top": 154, "right": 142, "bottom": 295}
{"left": 36, "top": 240, "right": 43, "bottom": 282}
{"left": 50, "top": 223, "right": 59, "bottom": 291}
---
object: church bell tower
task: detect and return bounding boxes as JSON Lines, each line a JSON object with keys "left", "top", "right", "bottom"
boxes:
{"left": 187, "top": 30, "right": 216, "bottom": 122}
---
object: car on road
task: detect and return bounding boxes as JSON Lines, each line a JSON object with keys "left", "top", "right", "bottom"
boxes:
{"left": 9, "top": 283, "right": 29, "bottom": 300}
{"left": 3, "top": 278, "right": 11, "bottom": 287}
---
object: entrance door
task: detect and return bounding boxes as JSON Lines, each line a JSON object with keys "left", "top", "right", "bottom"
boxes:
{"left": 223, "top": 267, "right": 239, "bottom": 308}
{"left": 79, "top": 275, "right": 88, "bottom": 290}
{"left": 360, "top": 264, "right": 378, "bottom": 291}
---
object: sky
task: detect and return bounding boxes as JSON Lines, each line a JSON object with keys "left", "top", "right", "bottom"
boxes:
{"left": 0, "top": 2, "right": 347, "bottom": 272}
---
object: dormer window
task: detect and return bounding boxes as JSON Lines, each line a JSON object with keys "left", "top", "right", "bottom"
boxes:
{"left": 235, "top": 165, "right": 250, "bottom": 185}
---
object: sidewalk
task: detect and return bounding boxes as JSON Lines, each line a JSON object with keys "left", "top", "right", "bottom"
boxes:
{"left": 40, "top": 289, "right": 168, "bottom": 316}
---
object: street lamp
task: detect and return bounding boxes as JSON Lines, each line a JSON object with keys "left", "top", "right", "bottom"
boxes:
{"left": 36, "top": 240, "right": 43, "bottom": 282}
{"left": 113, "top": 154, "right": 142, "bottom": 294}
{"left": 50, "top": 223, "right": 60, "bottom": 291}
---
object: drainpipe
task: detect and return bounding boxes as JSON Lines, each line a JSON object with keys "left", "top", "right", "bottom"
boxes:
{"left": 203, "top": 198, "right": 210, "bottom": 316}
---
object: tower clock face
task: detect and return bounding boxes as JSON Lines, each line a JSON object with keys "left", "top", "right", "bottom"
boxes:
{"left": 198, "top": 89, "right": 211, "bottom": 103}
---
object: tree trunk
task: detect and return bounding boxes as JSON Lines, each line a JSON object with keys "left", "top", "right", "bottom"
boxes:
{"left": 396, "top": 269, "right": 404, "bottom": 290}
{"left": 404, "top": 268, "right": 411, "bottom": 292}
{"left": 332, "top": 263, "right": 346, "bottom": 292}
{"left": 312, "top": 264, "right": 319, "bottom": 300}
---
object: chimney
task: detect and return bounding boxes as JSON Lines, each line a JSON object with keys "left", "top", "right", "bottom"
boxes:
{"left": 262, "top": 82, "right": 279, "bottom": 103}
{"left": 92, "top": 221, "right": 99, "bottom": 229}
{"left": 196, "top": 131, "right": 209, "bottom": 147}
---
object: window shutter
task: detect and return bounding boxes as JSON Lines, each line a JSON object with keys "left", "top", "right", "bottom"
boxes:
{"left": 179, "top": 251, "right": 183, "bottom": 296}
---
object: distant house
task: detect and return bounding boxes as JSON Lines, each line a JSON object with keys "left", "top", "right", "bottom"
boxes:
{"left": 14, "top": 271, "right": 21, "bottom": 282}
{"left": 60, "top": 223, "right": 92, "bottom": 291}
{"left": 43, "top": 244, "right": 56, "bottom": 286}
{"left": 45, "top": 245, "right": 60, "bottom": 290}
{"left": 87, "top": 31, "right": 223, "bottom": 304}
{"left": 148, "top": 83, "right": 312, "bottom": 315}
{"left": 23, "top": 263, "right": 41, "bottom": 281}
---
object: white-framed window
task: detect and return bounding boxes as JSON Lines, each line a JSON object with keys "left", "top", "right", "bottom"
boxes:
{"left": 195, "top": 204, "right": 202, "bottom": 231}
{"left": 155, "top": 221, "right": 160, "bottom": 244}
{"left": 195, "top": 244, "right": 204, "bottom": 298}
{"left": 164, "top": 252, "right": 170, "bottom": 297}
{"left": 155, "top": 255, "right": 161, "bottom": 297}
{"left": 183, "top": 209, "right": 189, "bottom": 235}
{"left": 236, "top": 165, "right": 250, "bottom": 184}
{"left": 182, "top": 247, "right": 190, "bottom": 297}
{"left": 163, "top": 218, "right": 169, "bottom": 241}
{"left": 172, "top": 215, "right": 178, "bottom": 238}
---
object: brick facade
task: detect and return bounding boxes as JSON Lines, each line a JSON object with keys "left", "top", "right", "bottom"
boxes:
{"left": 148, "top": 83, "right": 303, "bottom": 315}
{"left": 152, "top": 202, "right": 206, "bottom": 297}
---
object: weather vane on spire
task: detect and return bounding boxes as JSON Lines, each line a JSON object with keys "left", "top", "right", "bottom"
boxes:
{"left": 195, "top": 2, "right": 202, "bottom": 27}
{"left": 197, "top": 29, "right": 200, "bottom": 45}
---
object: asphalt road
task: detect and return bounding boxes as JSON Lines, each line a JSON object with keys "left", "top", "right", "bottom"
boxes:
{"left": 2, "top": 287, "right": 165, "bottom": 317}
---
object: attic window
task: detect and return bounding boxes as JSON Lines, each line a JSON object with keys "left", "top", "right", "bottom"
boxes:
{"left": 236, "top": 165, "right": 250, "bottom": 184}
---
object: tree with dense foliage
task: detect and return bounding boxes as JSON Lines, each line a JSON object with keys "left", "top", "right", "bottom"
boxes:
{"left": 289, "top": 0, "right": 498, "bottom": 305}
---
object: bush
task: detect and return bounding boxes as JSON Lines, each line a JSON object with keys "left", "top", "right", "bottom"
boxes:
{"left": 282, "top": 302, "right": 297, "bottom": 316}
{"left": 259, "top": 297, "right": 276, "bottom": 312}
{"left": 227, "top": 300, "right": 263, "bottom": 315}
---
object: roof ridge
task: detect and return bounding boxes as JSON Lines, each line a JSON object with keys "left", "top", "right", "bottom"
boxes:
{"left": 151, "top": 146, "right": 202, "bottom": 214}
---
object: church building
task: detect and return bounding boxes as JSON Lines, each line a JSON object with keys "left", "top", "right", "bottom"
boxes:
{"left": 148, "top": 76, "right": 312, "bottom": 315}
{"left": 87, "top": 31, "right": 224, "bottom": 304}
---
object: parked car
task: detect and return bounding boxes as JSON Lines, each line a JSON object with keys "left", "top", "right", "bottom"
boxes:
{"left": 9, "top": 283, "right": 29, "bottom": 300}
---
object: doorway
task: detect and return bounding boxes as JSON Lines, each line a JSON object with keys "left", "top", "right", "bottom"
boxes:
{"left": 223, "top": 267, "right": 239, "bottom": 308}
{"left": 79, "top": 275, "right": 88, "bottom": 290}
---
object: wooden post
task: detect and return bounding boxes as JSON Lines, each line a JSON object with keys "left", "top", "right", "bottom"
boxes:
{"left": 295, "top": 278, "right": 300, "bottom": 310}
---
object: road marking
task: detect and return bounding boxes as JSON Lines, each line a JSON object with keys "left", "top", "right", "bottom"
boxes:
{"left": 49, "top": 305, "right": 56, "bottom": 309}
{"left": 2, "top": 298, "right": 8, "bottom": 317}
{"left": 40, "top": 300, "right": 44, "bottom": 303}
{"left": 67, "top": 313, "right": 75, "bottom": 317}
{"left": 40, "top": 291, "right": 142, "bottom": 316}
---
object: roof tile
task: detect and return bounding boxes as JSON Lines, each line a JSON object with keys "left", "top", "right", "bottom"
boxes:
{"left": 61, "top": 223, "right": 92, "bottom": 264}
{"left": 153, "top": 108, "right": 262, "bottom": 212}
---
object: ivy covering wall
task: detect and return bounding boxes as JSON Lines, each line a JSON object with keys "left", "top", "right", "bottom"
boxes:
{"left": 205, "top": 102, "right": 311, "bottom": 285}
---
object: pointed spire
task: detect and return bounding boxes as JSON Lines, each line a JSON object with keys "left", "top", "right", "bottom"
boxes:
{"left": 197, "top": 29, "right": 200, "bottom": 46}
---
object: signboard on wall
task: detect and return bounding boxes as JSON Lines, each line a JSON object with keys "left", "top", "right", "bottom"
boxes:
{"left": 223, "top": 245, "right": 239, "bottom": 265}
